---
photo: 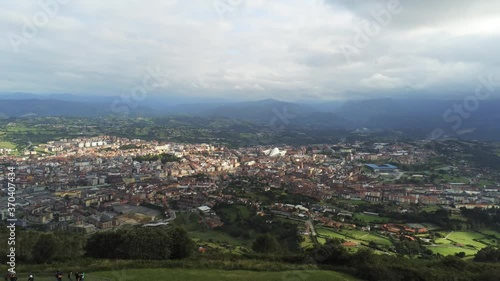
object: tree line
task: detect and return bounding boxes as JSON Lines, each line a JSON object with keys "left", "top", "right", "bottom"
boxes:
{"left": 0, "top": 230, "right": 84, "bottom": 264}
{"left": 84, "top": 226, "right": 193, "bottom": 260}
{"left": 460, "top": 207, "right": 500, "bottom": 231}
{"left": 133, "top": 153, "right": 180, "bottom": 164}
{"left": 1, "top": 224, "right": 500, "bottom": 281}
{"left": 475, "top": 246, "right": 500, "bottom": 263}
{"left": 0, "top": 226, "right": 193, "bottom": 264}
{"left": 308, "top": 238, "right": 500, "bottom": 281}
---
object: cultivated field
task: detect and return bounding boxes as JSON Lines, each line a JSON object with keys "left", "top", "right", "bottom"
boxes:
{"left": 428, "top": 230, "right": 497, "bottom": 257}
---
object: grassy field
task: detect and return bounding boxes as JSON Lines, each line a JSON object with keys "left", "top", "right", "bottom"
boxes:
{"left": 480, "top": 230, "right": 500, "bottom": 239}
{"left": 441, "top": 174, "right": 470, "bottom": 184}
{"left": 428, "top": 230, "right": 497, "bottom": 257}
{"left": 477, "top": 230, "right": 500, "bottom": 247}
{"left": 94, "top": 268, "right": 360, "bottom": 281}
{"left": 17, "top": 269, "right": 360, "bottom": 281}
{"left": 174, "top": 211, "right": 251, "bottom": 248}
{"left": 192, "top": 238, "right": 249, "bottom": 254}
{"left": 354, "top": 214, "right": 391, "bottom": 223}
{"left": 216, "top": 204, "right": 252, "bottom": 223}
{"left": 434, "top": 237, "right": 451, "bottom": 245}
{"left": 315, "top": 228, "right": 373, "bottom": 248}
{"left": 190, "top": 230, "right": 250, "bottom": 247}
{"left": 450, "top": 213, "right": 468, "bottom": 221}
{"left": 301, "top": 235, "right": 315, "bottom": 249}
{"left": 316, "top": 228, "right": 393, "bottom": 247}
{"left": 316, "top": 228, "right": 353, "bottom": 241}
{"left": 427, "top": 245, "right": 477, "bottom": 256}
{"left": 315, "top": 227, "right": 394, "bottom": 256}
{"left": 0, "top": 141, "right": 16, "bottom": 149}
{"left": 447, "top": 231, "right": 489, "bottom": 249}
{"left": 317, "top": 237, "right": 327, "bottom": 244}
{"left": 340, "top": 229, "right": 393, "bottom": 246}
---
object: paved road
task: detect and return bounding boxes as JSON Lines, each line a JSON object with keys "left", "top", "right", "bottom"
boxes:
{"left": 306, "top": 220, "right": 317, "bottom": 236}
{"left": 165, "top": 210, "right": 177, "bottom": 222}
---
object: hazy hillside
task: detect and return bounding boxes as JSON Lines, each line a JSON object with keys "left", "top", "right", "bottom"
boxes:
{"left": 1, "top": 94, "right": 500, "bottom": 140}
{"left": 0, "top": 99, "right": 155, "bottom": 117}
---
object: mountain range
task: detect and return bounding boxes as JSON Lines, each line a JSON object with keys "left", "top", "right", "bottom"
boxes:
{"left": 1, "top": 94, "right": 499, "bottom": 140}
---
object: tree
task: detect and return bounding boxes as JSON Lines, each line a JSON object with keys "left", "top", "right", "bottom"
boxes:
{"left": 312, "top": 239, "right": 350, "bottom": 265}
{"left": 474, "top": 246, "right": 500, "bottom": 262}
{"left": 124, "top": 227, "right": 171, "bottom": 260}
{"left": 84, "top": 230, "right": 127, "bottom": 259}
{"left": 368, "top": 241, "right": 377, "bottom": 249}
{"left": 18, "top": 231, "right": 39, "bottom": 262}
{"left": 167, "top": 226, "right": 194, "bottom": 259}
{"left": 252, "top": 233, "right": 281, "bottom": 254}
{"left": 351, "top": 248, "right": 375, "bottom": 265}
{"left": 84, "top": 226, "right": 193, "bottom": 260}
{"left": 455, "top": 252, "right": 466, "bottom": 258}
{"left": 32, "top": 233, "right": 57, "bottom": 263}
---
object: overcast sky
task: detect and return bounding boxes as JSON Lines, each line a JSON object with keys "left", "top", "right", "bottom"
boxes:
{"left": 1, "top": 0, "right": 499, "bottom": 101}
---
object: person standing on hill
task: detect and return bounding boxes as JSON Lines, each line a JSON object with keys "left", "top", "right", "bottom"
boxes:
{"left": 80, "top": 272, "right": 84, "bottom": 281}
{"left": 67, "top": 271, "right": 72, "bottom": 281}
{"left": 8, "top": 272, "right": 16, "bottom": 281}
{"left": 27, "top": 275, "right": 34, "bottom": 281}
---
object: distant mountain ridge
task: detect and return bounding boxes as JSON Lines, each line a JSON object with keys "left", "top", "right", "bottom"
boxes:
{"left": 0, "top": 99, "right": 155, "bottom": 117}
{"left": 1, "top": 94, "right": 499, "bottom": 140}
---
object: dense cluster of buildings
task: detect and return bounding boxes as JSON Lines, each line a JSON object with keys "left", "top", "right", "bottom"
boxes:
{"left": 1, "top": 137, "right": 499, "bottom": 234}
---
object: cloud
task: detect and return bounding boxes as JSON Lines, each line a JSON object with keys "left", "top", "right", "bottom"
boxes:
{"left": 0, "top": 0, "right": 499, "bottom": 101}
{"left": 361, "top": 73, "right": 405, "bottom": 89}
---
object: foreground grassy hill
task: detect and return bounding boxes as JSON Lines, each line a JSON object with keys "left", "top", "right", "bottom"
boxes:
{"left": 95, "top": 268, "right": 359, "bottom": 281}
{"left": 14, "top": 269, "right": 359, "bottom": 281}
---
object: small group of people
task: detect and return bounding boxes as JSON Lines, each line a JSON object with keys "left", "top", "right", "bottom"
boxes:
{"left": 4, "top": 272, "right": 34, "bottom": 281}
{"left": 5, "top": 270, "right": 85, "bottom": 281}
{"left": 63, "top": 271, "right": 85, "bottom": 281}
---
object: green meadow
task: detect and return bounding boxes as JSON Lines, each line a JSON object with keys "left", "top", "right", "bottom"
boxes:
{"left": 14, "top": 269, "right": 359, "bottom": 281}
